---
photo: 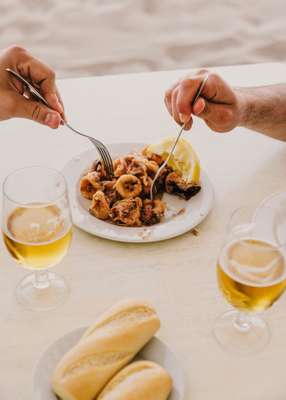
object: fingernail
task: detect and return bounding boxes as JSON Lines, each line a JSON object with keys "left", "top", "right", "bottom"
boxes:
{"left": 44, "top": 112, "right": 58, "bottom": 128}
{"left": 179, "top": 113, "right": 190, "bottom": 124}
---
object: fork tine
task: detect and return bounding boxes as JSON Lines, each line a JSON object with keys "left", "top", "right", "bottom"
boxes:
{"left": 93, "top": 141, "right": 106, "bottom": 167}
{"left": 97, "top": 143, "right": 114, "bottom": 176}
{"left": 102, "top": 148, "right": 114, "bottom": 174}
{"left": 99, "top": 146, "right": 112, "bottom": 173}
{"left": 96, "top": 143, "right": 113, "bottom": 177}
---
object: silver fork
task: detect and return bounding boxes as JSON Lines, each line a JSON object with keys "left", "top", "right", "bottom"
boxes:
{"left": 5, "top": 68, "right": 114, "bottom": 177}
{"left": 150, "top": 73, "right": 209, "bottom": 200}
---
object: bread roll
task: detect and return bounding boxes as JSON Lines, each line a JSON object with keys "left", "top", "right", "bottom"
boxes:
{"left": 97, "top": 361, "right": 172, "bottom": 400}
{"left": 52, "top": 299, "right": 160, "bottom": 400}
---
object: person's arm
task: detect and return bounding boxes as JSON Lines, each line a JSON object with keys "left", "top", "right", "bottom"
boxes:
{"left": 164, "top": 69, "right": 286, "bottom": 141}
{"left": 0, "top": 45, "right": 64, "bottom": 128}
{"left": 236, "top": 85, "right": 286, "bottom": 141}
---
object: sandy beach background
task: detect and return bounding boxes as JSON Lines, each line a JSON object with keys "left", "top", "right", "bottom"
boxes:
{"left": 0, "top": 0, "right": 285, "bottom": 78}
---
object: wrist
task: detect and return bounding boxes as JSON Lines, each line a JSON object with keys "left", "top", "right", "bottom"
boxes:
{"left": 234, "top": 88, "right": 252, "bottom": 128}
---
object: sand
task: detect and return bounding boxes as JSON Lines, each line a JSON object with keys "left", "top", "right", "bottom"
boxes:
{"left": 0, "top": 0, "right": 285, "bottom": 78}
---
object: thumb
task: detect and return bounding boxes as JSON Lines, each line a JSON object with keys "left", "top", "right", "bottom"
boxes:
{"left": 193, "top": 97, "right": 223, "bottom": 121}
{"left": 12, "top": 92, "right": 61, "bottom": 129}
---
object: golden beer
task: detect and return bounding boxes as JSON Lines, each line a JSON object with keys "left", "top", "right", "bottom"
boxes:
{"left": 217, "top": 239, "right": 286, "bottom": 312}
{"left": 3, "top": 204, "right": 72, "bottom": 270}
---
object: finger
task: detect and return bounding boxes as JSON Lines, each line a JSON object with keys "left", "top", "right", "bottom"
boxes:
{"left": 56, "top": 88, "right": 66, "bottom": 124}
{"left": 18, "top": 58, "right": 64, "bottom": 115}
{"left": 8, "top": 76, "right": 25, "bottom": 95}
{"left": 176, "top": 76, "right": 206, "bottom": 123}
{"left": 164, "top": 93, "right": 172, "bottom": 116}
{"left": 164, "top": 81, "right": 179, "bottom": 116}
{"left": 12, "top": 92, "right": 61, "bottom": 128}
{"left": 171, "top": 88, "right": 181, "bottom": 125}
{"left": 193, "top": 97, "right": 206, "bottom": 115}
{"left": 182, "top": 116, "right": 193, "bottom": 131}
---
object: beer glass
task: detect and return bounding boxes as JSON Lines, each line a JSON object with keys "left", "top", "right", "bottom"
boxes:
{"left": 2, "top": 167, "right": 72, "bottom": 311}
{"left": 213, "top": 206, "right": 286, "bottom": 353}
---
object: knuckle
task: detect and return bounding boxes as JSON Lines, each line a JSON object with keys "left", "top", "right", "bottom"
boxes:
{"left": 49, "top": 69, "right": 56, "bottom": 80}
{"left": 209, "top": 72, "right": 220, "bottom": 83}
{"left": 6, "top": 44, "right": 26, "bottom": 56}
{"left": 197, "top": 68, "right": 209, "bottom": 76}
{"left": 180, "top": 79, "right": 192, "bottom": 90}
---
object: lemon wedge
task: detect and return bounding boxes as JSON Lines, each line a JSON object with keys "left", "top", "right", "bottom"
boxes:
{"left": 146, "top": 136, "right": 200, "bottom": 184}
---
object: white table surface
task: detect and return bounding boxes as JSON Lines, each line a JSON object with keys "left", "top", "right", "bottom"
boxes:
{"left": 0, "top": 63, "right": 286, "bottom": 400}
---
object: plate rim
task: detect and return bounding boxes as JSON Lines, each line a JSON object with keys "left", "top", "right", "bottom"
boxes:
{"left": 62, "top": 142, "right": 215, "bottom": 243}
{"left": 33, "top": 326, "right": 187, "bottom": 400}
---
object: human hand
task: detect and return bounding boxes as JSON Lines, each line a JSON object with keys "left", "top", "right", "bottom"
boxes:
{"left": 164, "top": 70, "right": 243, "bottom": 133}
{"left": 0, "top": 45, "right": 64, "bottom": 128}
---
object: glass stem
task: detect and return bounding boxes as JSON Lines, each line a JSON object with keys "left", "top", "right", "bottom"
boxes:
{"left": 234, "top": 311, "right": 251, "bottom": 332}
{"left": 34, "top": 271, "right": 50, "bottom": 289}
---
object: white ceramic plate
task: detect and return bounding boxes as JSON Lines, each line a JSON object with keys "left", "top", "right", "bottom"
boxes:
{"left": 33, "top": 327, "right": 186, "bottom": 400}
{"left": 62, "top": 142, "right": 214, "bottom": 243}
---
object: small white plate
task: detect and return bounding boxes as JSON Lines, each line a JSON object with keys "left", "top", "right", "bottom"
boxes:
{"left": 33, "top": 327, "right": 186, "bottom": 400}
{"left": 62, "top": 142, "right": 214, "bottom": 243}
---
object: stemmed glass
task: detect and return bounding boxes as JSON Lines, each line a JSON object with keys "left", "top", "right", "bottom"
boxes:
{"left": 2, "top": 166, "right": 72, "bottom": 311}
{"left": 213, "top": 206, "right": 286, "bottom": 354}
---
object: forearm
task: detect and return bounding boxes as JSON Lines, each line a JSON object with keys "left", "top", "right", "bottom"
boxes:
{"left": 237, "top": 84, "right": 286, "bottom": 141}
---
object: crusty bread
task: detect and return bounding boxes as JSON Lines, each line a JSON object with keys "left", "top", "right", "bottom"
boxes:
{"left": 52, "top": 299, "right": 160, "bottom": 400}
{"left": 97, "top": 360, "right": 172, "bottom": 400}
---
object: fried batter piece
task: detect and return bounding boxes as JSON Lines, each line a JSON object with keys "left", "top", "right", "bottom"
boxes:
{"left": 141, "top": 147, "right": 163, "bottom": 165}
{"left": 126, "top": 158, "right": 147, "bottom": 176}
{"left": 110, "top": 197, "right": 142, "bottom": 226}
{"left": 141, "top": 199, "right": 166, "bottom": 225}
{"left": 88, "top": 160, "right": 107, "bottom": 179}
{"left": 165, "top": 172, "right": 201, "bottom": 200}
{"left": 141, "top": 176, "right": 153, "bottom": 199}
{"left": 115, "top": 174, "right": 142, "bottom": 198}
{"left": 141, "top": 159, "right": 159, "bottom": 177}
{"left": 113, "top": 158, "right": 127, "bottom": 177}
{"left": 102, "top": 179, "right": 118, "bottom": 206}
{"left": 80, "top": 172, "right": 103, "bottom": 200}
{"left": 89, "top": 191, "right": 110, "bottom": 220}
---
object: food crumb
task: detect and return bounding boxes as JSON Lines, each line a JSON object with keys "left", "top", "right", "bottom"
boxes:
{"left": 191, "top": 228, "right": 199, "bottom": 236}
{"left": 138, "top": 228, "right": 152, "bottom": 240}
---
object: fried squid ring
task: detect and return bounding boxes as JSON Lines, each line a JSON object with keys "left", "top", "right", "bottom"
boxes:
{"left": 141, "top": 199, "right": 165, "bottom": 225}
{"left": 113, "top": 158, "right": 127, "bottom": 177}
{"left": 80, "top": 172, "right": 102, "bottom": 200}
{"left": 110, "top": 197, "right": 142, "bottom": 226}
{"left": 115, "top": 174, "right": 142, "bottom": 198}
{"left": 89, "top": 191, "right": 110, "bottom": 220}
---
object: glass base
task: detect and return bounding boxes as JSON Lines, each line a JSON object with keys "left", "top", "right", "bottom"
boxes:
{"left": 213, "top": 310, "right": 270, "bottom": 354}
{"left": 15, "top": 272, "right": 69, "bottom": 311}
